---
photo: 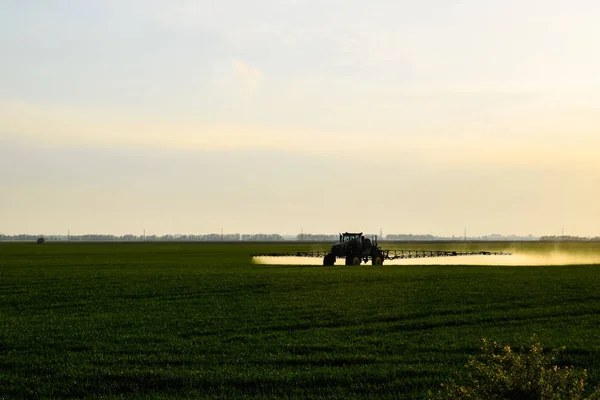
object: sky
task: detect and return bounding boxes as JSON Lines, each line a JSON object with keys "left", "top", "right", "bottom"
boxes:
{"left": 1, "top": 0, "right": 600, "bottom": 236}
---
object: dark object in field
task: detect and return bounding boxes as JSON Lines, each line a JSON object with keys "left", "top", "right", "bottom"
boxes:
{"left": 255, "top": 232, "right": 511, "bottom": 266}
{"left": 36, "top": 237, "right": 45, "bottom": 245}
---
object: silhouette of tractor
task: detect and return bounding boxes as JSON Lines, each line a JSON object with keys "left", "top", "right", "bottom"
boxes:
{"left": 323, "top": 232, "right": 384, "bottom": 266}
{"left": 253, "top": 233, "right": 511, "bottom": 266}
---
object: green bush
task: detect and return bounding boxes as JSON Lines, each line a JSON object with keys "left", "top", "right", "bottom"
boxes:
{"left": 431, "top": 337, "right": 600, "bottom": 400}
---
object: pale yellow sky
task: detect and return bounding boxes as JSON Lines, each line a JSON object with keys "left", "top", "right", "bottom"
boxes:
{"left": 1, "top": 1, "right": 599, "bottom": 236}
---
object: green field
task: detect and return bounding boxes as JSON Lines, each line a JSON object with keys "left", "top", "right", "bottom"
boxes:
{"left": 2, "top": 242, "right": 600, "bottom": 399}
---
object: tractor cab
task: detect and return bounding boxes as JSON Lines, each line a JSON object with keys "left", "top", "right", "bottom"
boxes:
{"left": 339, "top": 232, "right": 378, "bottom": 248}
{"left": 339, "top": 232, "right": 363, "bottom": 243}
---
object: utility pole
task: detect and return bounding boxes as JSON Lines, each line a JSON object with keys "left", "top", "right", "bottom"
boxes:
{"left": 68, "top": 229, "right": 70, "bottom": 242}
{"left": 143, "top": 228, "right": 146, "bottom": 241}
{"left": 221, "top": 228, "right": 224, "bottom": 242}
{"left": 464, "top": 228, "right": 467, "bottom": 241}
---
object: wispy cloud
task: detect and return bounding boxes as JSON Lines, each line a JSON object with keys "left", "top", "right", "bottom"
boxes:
{"left": 2, "top": 98, "right": 599, "bottom": 172}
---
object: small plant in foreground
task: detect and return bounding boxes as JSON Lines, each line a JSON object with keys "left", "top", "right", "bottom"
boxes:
{"left": 431, "top": 337, "right": 600, "bottom": 400}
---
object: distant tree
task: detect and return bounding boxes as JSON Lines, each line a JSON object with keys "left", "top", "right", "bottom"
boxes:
{"left": 36, "top": 237, "right": 45, "bottom": 245}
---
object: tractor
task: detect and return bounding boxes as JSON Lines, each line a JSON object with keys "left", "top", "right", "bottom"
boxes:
{"left": 323, "top": 232, "right": 384, "bottom": 266}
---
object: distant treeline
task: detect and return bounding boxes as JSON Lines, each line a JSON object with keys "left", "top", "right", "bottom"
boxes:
{"left": 296, "top": 234, "right": 338, "bottom": 241}
{"left": 4, "top": 233, "right": 600, "bottom": 242}
{"left": 385, "top": 234, "right": 542, "bottom": 241}
{"left": 539, "top": 235, "right": 600, "bottom": 241}
{"left": 0, "top": 233, "right": 285, "bottom": 242}
{"left": 386, "top": 234, "right": 446, "bottom": 241}
{"left": 295, "top": 233, "right": 386, "bottom": 241}
{"left": 296, "top": 233, "right": 542, "bottom": 241}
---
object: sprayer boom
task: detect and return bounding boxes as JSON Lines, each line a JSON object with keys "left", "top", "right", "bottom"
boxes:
{"left": 255, "top": 249, "right": 510, "bottom": 260}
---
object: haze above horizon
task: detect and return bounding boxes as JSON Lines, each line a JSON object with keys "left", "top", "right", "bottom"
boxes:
{"left": 1, "top": 1, "right": 599, "bottom": 236}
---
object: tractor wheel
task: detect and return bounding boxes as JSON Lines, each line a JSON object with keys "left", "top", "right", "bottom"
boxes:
{"left": 372, "top": 254, "right": 383, "bottom": 266}
{"left": 345, "top": 255, "right": 360, "bottom": 266}
{"left": 323, "top": 254, "right": 335, "bottom": 266}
